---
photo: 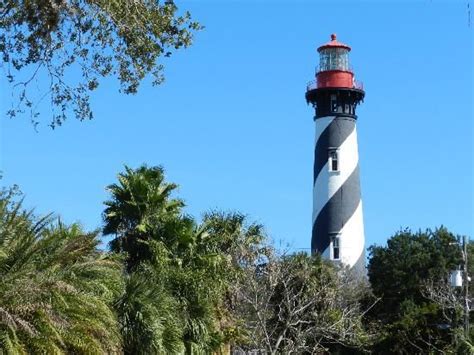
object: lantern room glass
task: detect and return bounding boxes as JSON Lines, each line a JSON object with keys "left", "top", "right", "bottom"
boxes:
{"left": 319, "top": 48, "right": 350, "bottom": 72}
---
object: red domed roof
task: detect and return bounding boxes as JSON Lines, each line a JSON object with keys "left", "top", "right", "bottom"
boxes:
{"left": 317, "top": 34, "right": 351, "bottom": 52}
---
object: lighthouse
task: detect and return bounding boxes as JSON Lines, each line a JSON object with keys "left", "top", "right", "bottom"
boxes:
{"left": 305, "top": 34, "right": 365, "bottom": 274}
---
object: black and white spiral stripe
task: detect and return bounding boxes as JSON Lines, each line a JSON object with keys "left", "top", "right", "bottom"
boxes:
{"left": 311, "top": 115, "right": 365, "bottom": 274}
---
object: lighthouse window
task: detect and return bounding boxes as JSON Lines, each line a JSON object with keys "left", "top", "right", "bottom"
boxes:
{"left": 332, "top": 236, "right": 340, "bottom": 260}
{"left": 328, "top": 150, "right": 339, "bottom": 172}
{"left": 330, "top": 95, "right": 337, "bottom": 112}
{"left": 319, "top": 48, "right": 349, "bottom": 72}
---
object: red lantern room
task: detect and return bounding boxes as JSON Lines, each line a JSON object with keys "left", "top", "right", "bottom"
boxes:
{"left": 315, "top": 34, "right": 360, "bottom": 90}
{"left": 305, "top": 34, "right": 364, "bottom": 119}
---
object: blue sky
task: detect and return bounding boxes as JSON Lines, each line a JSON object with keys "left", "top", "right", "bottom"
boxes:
{"left": 1, "top": 0, "right": 472, "bottom": 252}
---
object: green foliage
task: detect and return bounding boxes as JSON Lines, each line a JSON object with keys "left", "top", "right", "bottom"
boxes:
{"left": 0, "top": 186, "right": 123, "bottom": 354}
{"left": 103, "top": 164, "right": 186, "bottom": 270}
{"left": 1, "top": 0, "right": 202, "bottom": 127}
{"left": 104, "top": 165, "right": 269, "bottom": 353}
{"left": 115, "top": 262, "right": 184, "bottom": 354}
{"left": 5, "top": 165, "right": 470, "bottom": 354}
{"left": 201, "top": 211, "right": 269, "bottom": 268}
{"left": 368, "top": 227, "right": 464, "bottom": 353}
{"left": 369, "top": 227, "right": 460, "bottom": 311}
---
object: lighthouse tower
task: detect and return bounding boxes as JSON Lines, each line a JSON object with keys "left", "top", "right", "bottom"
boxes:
{"left": 305, "top": 34, "right": 365, "bottom": 274}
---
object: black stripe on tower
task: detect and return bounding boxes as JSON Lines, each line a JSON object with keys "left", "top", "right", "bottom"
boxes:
{"left": 311, "top": 165, "right": 361, "bottom": 254}
{"left": 313, "top": 117, "right": 355, "bottom": 185}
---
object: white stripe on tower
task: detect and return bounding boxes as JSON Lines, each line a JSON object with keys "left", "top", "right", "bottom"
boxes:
{"left": 338, "top": 201, "right": 365, "bottom": 268}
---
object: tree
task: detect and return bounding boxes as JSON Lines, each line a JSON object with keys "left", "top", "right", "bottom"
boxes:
{"left": 422, "top": 239, "right": 474, "bottom": 352}
{"left": 103, "top": 165, "right": 248, "bottom": 354}
{"left": 367, "top": 227, "right": 464, "bottom": 353}
{"left": 423, "top": 278, "right": 474, "bottom": 352}
{"left": 115, "top": 262, "right": 184, "bottom": 354}
{"left": 1, "top": 0, "right": 202, "bottom": 127}
{"left": 0, "top": 186, "right": 123, "bottom": 353}
{"left": 199, "top": 211, "right": 272, "bottom": 350}
{"left": 200, "top": 211, "right": 270, "bottom": 269}
{"left": 103, "top": 164, "right": 186, "bottom": 270}
{"left": 232, "top": 251, "right": 374, "bottom": 354}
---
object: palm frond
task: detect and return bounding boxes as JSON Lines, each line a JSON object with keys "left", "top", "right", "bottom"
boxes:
{"left": 0, "top": 189, "right": 123, "bottom": 354}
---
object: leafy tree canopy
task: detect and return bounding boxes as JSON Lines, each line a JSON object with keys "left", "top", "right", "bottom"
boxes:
{"left": 367, "top": 227, "right": 467, "bottom": 353}
{"left": 369, "top": 227, "right": 461, "bottom": 310}
{"left": 1, "top": 0, "right": 202, "bottom": 127}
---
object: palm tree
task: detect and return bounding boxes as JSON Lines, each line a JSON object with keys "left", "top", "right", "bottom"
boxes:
{"left": 0, "top": 186, "right": 123, "bottom": 354}
{"left": 115, "top": 263, "right": 184, "bottom": 354}
{"left": 199, "top": 212, "right": 271, "bottom": 352}
{"left": 103, "top": 165, "right": 185, "bottom": 270}
{"left": 104, "top": 166, "right": 249, "bottom": 354}
{"left": 201, "top": 211, "right": 269, "bottom": 267}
